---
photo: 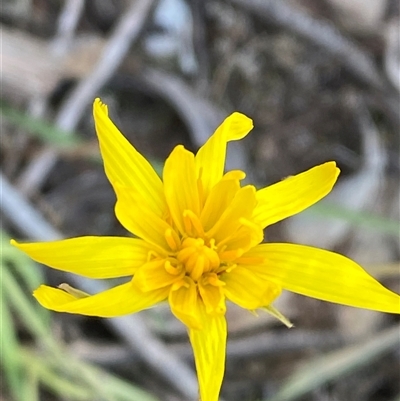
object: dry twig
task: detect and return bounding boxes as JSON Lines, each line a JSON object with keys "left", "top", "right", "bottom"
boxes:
{"left": 51, "top": 0, "right": 85, "bottom": 56}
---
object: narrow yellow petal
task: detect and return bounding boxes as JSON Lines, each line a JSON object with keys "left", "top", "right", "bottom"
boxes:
{"left": 253, "top": 162, "right": 340, "bottom": 228}
{"left": 189, "top": 303, "right": 227, "bottom": 401}
{"left": 93, "top": 99, "right": 166, "bottom": 216}
{"left": 246, "top": 243, "right": 400, "bottom": 314}
{"left": 207, "top": 185, "right": 258, "bottom": 244}
{"left": 134, "top": 259, "right": 184, "bottom": 292}
{"left": 114, "top": 185, "right": 172, "bottom": 253}
{"left": 33, "top": 281, "right": 169, "bottom": 317}
{"left": 169, "top": 277, "right": 202, "bottom": 329}
{"left": 222, "top": 266, "right": 281, "bottom": 310}
{"left": 200, "top": 177, "right": 240, "bottom": 231}
{"left": 198, "top": 278, "right": 226, "bottom": 315}
{"left": 163, "top": 145, "right": 200, "bottom": 235}
{"left": 195, "top": 112, "right": 253, "bottom": 200}
{"left": 220, "top": 222, "right": 263, "bottom": 255}
{"left": 11, "top": 237, "right": 151, "bottom": 278}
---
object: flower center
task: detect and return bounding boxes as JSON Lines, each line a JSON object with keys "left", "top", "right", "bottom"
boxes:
{"left": 177, "top": 237, "right": 220, "bottom": 281}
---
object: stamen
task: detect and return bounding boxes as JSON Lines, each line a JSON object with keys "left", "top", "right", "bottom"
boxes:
{"left": 204, "top": 247, "right": 220, "bottom": 269}
{"left": 164, "top": 259, "right": 182, "bottom": 275}
{"left": 191, "top": 255, "right": 205, "bottom": 281}
{"left": 183, "top": 210, "right": 205, "bottom": 237}
{"left": 177, "top": 236, "right": 221, "bottom": 280}
{"left": 217, "top": 263, "right": 237, "bottom": 274}
{"left": 183, "top": 212, "right": 192, "bottom": 234}
{"left": 209, "top": 238, "right": 217, "bottom": 251}
{"left": 165, "top": 228, "right": 180, "bottom": 251}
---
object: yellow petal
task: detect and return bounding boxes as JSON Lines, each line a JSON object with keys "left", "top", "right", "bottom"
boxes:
{"left": 253, "top": 162, "right": 340, "bottom": 228}
{"left": 200, "top": 177, "right": 241, "bottom": 231}
{"left": 163, "top": 145, "right": 200, "bottom": 235}
{"left": 221, "top": 266, "right": 281, "bottom": 310}
{"left": 189, "top": 302, "right": 227, "bottom": 401}
{"left": 11, "top": 237, "right": 151, "bottom": 278}
{"left": 246, "top": 243, "right": 400, "bottom": 314}
{"left": 93, "top": 99, "right": 166, "bottom": 217}
{"left": 198, "top": 277, "right": 226, "bottom": 315}
{"left": 169, "top": 277, "right": 202, "bottom": 329}
{"left": 207, "top": 185, "right": 258, "bottom": 244}
{"left": 114, "top": 184, "right": 172, "bottom": 253}
{"left": 195, "top": 112, "right": 253, "bottom": 200}
{"left": 220, "top": 221, "right": 263, "bottom": 255}
{"left": 134, "top": 259, "right": 184, "bottom": 292}
{"left": 33, "top": 280, "right": 169, "bottom": 317}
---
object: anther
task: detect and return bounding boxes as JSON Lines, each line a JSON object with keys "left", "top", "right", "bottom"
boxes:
{"left": 183, "top": 210, "right": 204, "bottom": 237}
{"left": 165, "top": 228, "right": 180, "bottom": 251}
{"left": 164, "top": 259, "right": 182, "bottom": 275}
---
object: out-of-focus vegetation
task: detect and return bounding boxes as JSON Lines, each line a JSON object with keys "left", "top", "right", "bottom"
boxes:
{"left": 1, "top": 233, "right": 160, "bottom": 401}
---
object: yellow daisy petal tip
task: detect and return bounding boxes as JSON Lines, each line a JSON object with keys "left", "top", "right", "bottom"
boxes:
{"left": 33, "top": 284, "right": 46, "bottom": 298}
{"left": 93, "top": 97, "right": 108, "bottom": 115}
{"left": 326, "top": 160, "right": 340, "bottom": 176}
{"left": 9, "top": 239, "right": 25, "bottom": 250}
{"left": 224, "top": 112, "right": 254, "bottom": 141}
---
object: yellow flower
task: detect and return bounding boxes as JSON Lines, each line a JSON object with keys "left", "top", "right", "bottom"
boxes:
{"left": 12, "top": 99, "right": 400, "bottom": 401}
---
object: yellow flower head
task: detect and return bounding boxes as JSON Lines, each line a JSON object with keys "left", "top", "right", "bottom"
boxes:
{"left": 12, "top": 99, "right": 400, "bottom": 401}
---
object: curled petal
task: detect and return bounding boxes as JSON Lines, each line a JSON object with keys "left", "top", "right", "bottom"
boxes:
{"left": 253, "top": 162, "right": 340, "bottom": 228}
{"left": 195, "top": 112, "right": 253, "bottom": 200}
{"left": 11, "top": 237, "right": 151, "bottom": 278}
{"left": 34, "top": 281, "right": 169, "bottom": 317}
{"left": 245, "top": 243, "right": 400, "bottom": 314}
{"left": 189, "top": 302, "right": 227, "bottom": 401}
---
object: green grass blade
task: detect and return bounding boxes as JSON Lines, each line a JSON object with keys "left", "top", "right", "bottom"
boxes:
{"left": 1, "top": 265, "right": 57, "bottom": 352}
{"left": 19, "top": 349, "right": 95, "bottom": 401}
{"left": 0, "top": 101, "right": 81, "bottom": 148}
{"left": 0, "top": 289, "right": 24, "bottom": 401}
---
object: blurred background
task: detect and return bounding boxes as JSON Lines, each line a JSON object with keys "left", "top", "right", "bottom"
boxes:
{"left": 1, "top": 0, "right": 399, "bottom": 400}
